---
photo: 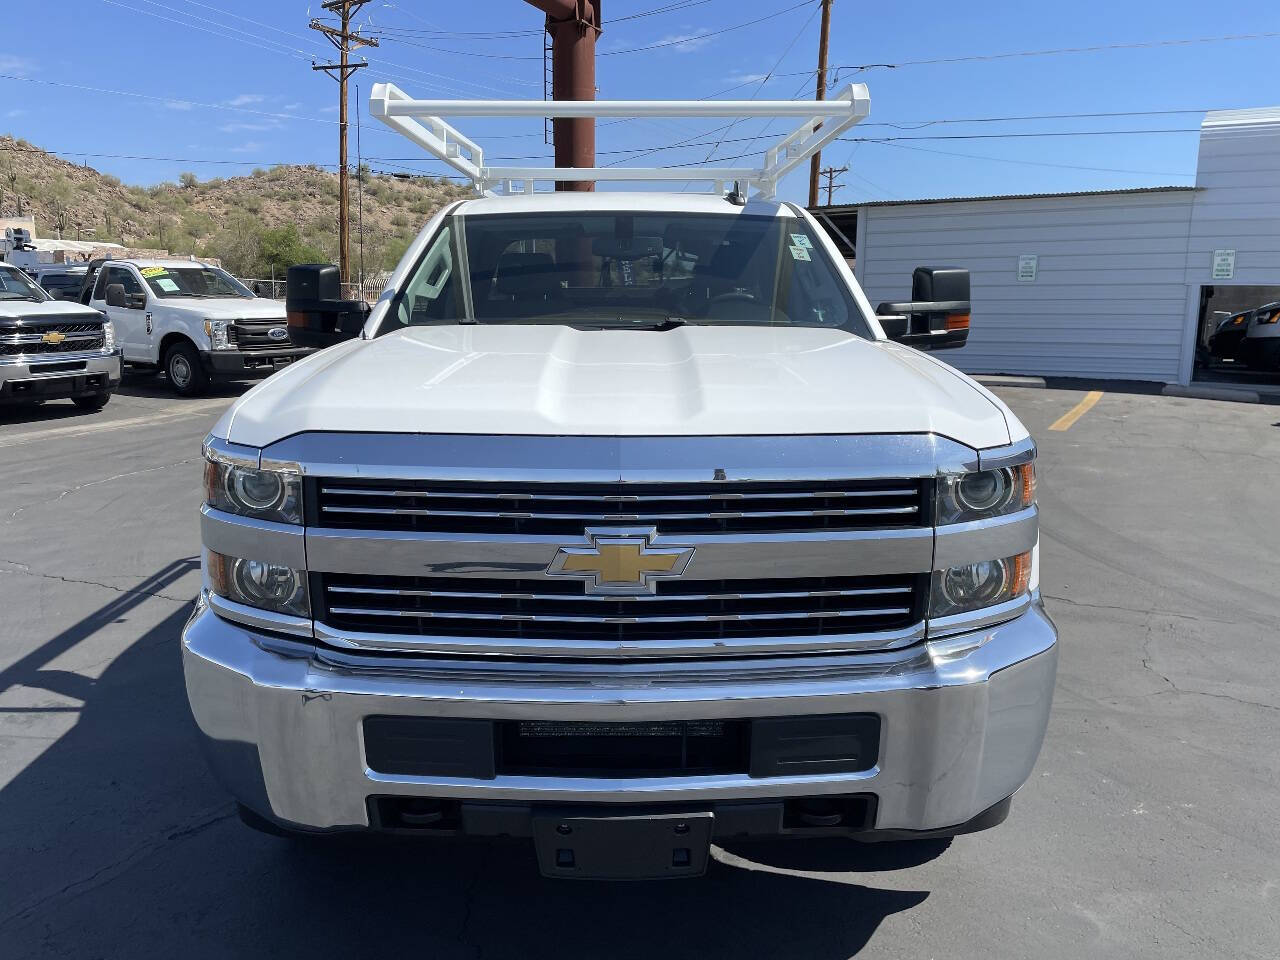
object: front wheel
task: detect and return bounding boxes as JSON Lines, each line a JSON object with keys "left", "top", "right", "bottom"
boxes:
{"left": 164, "top": 341, "right": 208, "bottom": 397}
{"left": 71, "top": 391, "right": 111, "bottom": 412}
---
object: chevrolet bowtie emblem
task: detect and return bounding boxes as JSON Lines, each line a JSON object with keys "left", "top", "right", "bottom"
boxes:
{"left": 42, "top": 331, "right": 67, "bottom": 344}
{"left": 547, "top": 529, "right": 695, "bottom": 595}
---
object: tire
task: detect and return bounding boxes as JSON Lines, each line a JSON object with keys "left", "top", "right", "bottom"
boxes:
{"left": 71, "top": 391, "right": 111, "bottom": 412}
{"left": 163, "top": 341, "right": 208, "bottom": 397}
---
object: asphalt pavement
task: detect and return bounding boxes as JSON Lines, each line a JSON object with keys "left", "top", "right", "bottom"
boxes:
{"left": 1, "top": 374, "right": 1277, "bottom": 959}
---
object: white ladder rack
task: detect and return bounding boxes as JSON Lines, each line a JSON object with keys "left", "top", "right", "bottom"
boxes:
{"left": 368, "top": 82, "right": 870, "bottom": 199}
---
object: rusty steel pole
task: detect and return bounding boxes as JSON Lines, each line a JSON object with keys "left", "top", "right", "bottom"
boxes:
{"left": 524, "top": 0, "right": 601, "bottom": 191}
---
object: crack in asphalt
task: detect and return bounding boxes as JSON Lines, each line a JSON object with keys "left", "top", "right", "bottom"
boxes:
{"left": 0, "top": 558, "right": 194, "bottom": 604}
{"left": 0, "top": 803, "right": 236, "bottom": 932}
{"left": 1043, "top": 593, "right": 1235, "bottom": 625}
{"left": 1138, "top": 628, "right": 1280, "bottom": 713}
{"left": 5, "top": 457, "right": 200, "bottom": 525}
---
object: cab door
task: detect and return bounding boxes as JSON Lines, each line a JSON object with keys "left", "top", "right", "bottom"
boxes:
{"left": 96, "top": 265, "right": 151, "bottom": 362}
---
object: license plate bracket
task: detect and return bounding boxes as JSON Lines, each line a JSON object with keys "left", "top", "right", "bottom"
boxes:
{"left": 532, "top": 809, "right": 713, "bottom": 880}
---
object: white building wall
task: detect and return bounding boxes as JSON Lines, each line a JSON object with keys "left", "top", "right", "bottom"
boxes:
{"left": 856, "top": 190, "right": 1196, "bottom": 382}
{"left": 1177, "top": 108, "right": 1280, "bottom": 382}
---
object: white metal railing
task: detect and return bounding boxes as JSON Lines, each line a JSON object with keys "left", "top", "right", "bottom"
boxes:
{"left": 368, "top": 83, "right": 871, "bottom": 199}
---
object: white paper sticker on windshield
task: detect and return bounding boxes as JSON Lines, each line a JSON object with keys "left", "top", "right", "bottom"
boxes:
{"left": 790, "top": 234, "right": 812, "bottom": 249}
{"left": 789, "top": 245, "right": 811, "bottom": 262}
{"left": 155, "top": 278, "right": 180, "bottom": 292}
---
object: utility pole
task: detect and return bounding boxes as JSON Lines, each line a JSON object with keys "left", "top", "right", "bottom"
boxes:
{"left": 523, "top": 0, "right": 602, "bottom": 191}
{"left": 818, "top": 165, "right": 847, "bottom": 206}
{"left": 807, "top": 0, "right": 834, "bottom": 208}
{"left": 311, "top": 0, "right": 378, "bottom": 286}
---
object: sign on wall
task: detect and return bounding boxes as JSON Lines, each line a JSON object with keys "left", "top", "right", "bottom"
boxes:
{"left": 1212, "top": 249, "right": 1236, "bottom": 280}
{"left": 1017, "top": 254, "right": 1038, "bottom": 282}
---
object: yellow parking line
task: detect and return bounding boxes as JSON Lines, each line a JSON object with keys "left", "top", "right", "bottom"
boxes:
{"left": 1049, "top": 391, "right": 1103, "bottom": 432}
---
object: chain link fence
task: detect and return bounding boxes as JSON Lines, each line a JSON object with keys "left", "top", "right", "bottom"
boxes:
{"left": 240, "top": 274, "right": 390, "bottom": 304}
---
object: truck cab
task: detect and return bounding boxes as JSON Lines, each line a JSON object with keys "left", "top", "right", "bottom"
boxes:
{"left": 88, "top": 258, "right": 313, "bottom": 395}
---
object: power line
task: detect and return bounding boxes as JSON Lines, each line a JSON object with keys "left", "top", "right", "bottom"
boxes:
{"left": 372, "top": 0, "right": 712, "bottom": 38}
{"left": 603, "top": 0, "right": 817, "bottom": 56}
{"left": 828, "top": 30, "right": 1280, "bottom": 82}
{"left": 99, "top": 0, "right": 321, "bottom": 63}
{"left": 862, "top": 139, "right": 1194, "bottom": 178}
{"left": 700, "top": 9, "right": 821, "bottom": 164}
{"left": 664, "top": 127, "right": 1203, "bottom": 167}
{"left": 0, "top": 141, "right": 473, "bottom": 180}
{"left": 840, "top": 128, "right": 1201, "bottom": 143}
{"left": 156, "top": 0, "right": 538, "bottom": 95}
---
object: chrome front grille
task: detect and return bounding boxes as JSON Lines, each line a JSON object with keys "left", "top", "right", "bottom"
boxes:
{"left": 313, "top": 478, "right": 929, "bottom": 536}
{"left": 0, "top": 320, "right": 105, "bottom": 357}
{"left": 318, "top": 572, "right": 925, "bottom": 645}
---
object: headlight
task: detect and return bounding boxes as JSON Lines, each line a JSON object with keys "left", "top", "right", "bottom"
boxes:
{"left": 930, "top": 552, "right": 1032, "bottom": 618}
{"left": 204, "top": 456, "right": 303, "bottom": 524}
{"left": 204, "top": 319, "right": 232, "bottom": 350}
{"left": 207, "top": 550, "right": 309, "bottom": 617}
{"left": 99, "top": 315, "right": 115, "bottom": 351}
{"left": 937, "top": 462, "right": 1035, "bottom": 524}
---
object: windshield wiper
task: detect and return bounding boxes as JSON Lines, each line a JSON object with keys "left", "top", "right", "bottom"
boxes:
{"left": 575, "top": 316, "right": 690, "bottom": 331}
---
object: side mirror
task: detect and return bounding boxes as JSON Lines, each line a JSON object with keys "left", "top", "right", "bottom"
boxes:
{"left": 104, "top": 283, "right": 127, "bottom": 308}
{"left": 877, "top": 266, "right": 971, "bottom": 351}
{"left": 127, "top": 292, "right": 147, "bottom": 310}
{"left": 285, "top": 264, "right": 367, "bottom": 347}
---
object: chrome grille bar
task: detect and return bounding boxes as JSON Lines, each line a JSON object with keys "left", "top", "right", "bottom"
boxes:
{"left": 319, "top": 486, "right": 920, "bottom": 501}
{"left": 326, "top": 584, "right": 913, "bottom": 602}
{"left": 327, "top": 605, "right": 912, "bottom": 625}
{"left": 319, "top": 505, "right": 919, "bottom": 520}
{"left": 313, "top": 476, "right": 928, "bottom": 536}
{"left": 318, "top": 572, "right": 924, "bottom": 650}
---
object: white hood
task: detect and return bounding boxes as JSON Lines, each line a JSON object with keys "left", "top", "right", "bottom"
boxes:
{"left": 218, "top": 325, "right": 1016, "bottom": 450}
{"left": 159, "top": 297, "right": 285, "bottom": 320}
{"left": 0, "top": 299, "right": 101, "bottom": 320}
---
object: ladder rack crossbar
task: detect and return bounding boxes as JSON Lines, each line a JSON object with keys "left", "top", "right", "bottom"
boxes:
{"left": 368, "top": 82, "right": 870, "bottom": 199}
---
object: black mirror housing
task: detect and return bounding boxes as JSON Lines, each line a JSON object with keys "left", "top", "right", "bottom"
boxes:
{"left": 285, "top": 263, "right": 368, "bottom": 348}
{"left": 104, "top": 283, "right": 127, "bottom": 309}
{"left": 877, "top": 266, "right": 971, "bottom": 351}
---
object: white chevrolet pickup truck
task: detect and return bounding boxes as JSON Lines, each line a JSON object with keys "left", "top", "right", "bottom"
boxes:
{"left": 0, "top": 261, "right": 120, "bottom": 410}
{"left": 184, "top": 89, "right": 1055, "bottom": 880}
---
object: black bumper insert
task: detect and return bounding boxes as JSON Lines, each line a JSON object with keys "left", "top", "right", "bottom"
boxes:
{"left": 363, "top": 714, "right": 880, "bottom": 780}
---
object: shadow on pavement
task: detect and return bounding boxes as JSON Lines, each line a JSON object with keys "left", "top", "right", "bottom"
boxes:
{"left": 0, "top": 372, "right": 248, "bottom": 426}
{"left": 0, "top": 560, "right": 934, "bottom": 959}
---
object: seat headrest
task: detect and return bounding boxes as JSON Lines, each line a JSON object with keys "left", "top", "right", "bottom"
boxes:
{"left": 494, "top": 251, "right": 558, "bottom": 297}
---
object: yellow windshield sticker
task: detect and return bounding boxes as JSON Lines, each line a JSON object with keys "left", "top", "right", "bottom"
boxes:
{"left": 140, "top": 267, "right": 168, "bottom": 278}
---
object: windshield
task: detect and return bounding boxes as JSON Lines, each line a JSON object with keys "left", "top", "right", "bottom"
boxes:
{"left": 381, "top": 211, "right": 870, "bottom": 337}
{"left": 0, "top": 265, "right": 48, "bottom": 301}
{"left": 140, "top": 265, "right": 252, "bottom": 299}
{"left": 40, "top": 273, "right": 85, "bottom": 293}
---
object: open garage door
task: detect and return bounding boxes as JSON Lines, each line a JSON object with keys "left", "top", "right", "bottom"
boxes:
{"left": 1194, "top": 284, "right": 1280, "bottom": 389}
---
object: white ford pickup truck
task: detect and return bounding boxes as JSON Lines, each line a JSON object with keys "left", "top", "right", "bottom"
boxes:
{"left": 184, "top": 89, "right": 1055, "bottom": 880}
{"left": 86, "top": 258, "right": 312, "bottom": 395}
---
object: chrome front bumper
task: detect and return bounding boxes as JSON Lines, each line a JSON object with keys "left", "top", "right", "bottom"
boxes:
{"left": 182, "top": 597, "right": 1058, "bottom": 833}
{"left": 0, "top": 349, "right": 122, "bottom": 396}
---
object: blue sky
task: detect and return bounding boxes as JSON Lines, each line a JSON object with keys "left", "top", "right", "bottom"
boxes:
{"left": 2, "top": 0, "right": 1279, "bottom": 202}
